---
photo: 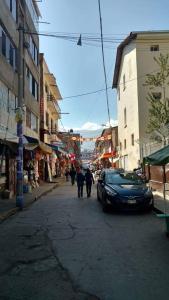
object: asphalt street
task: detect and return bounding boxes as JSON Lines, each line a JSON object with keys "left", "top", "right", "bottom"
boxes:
{"left": 0, "top": 181, "right": 169, "bottom": 300}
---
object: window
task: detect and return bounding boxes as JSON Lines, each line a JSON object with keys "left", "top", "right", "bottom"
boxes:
{"left": 5, "top": 0, "right": 17, "bottom": 21}
{"left": 26, "top": 108, "right": 31, "bottom": 128}
{"left": 2, "top": 31, "right": 6, "bottom": 56}
{"left": 26, "top": 108, "right": 38, "bottom": 132}
{"left": 29, "top": 35, "right": 38, "bottom": 65}
{"left": 0, "top": 80, "right": 8, "bottom": 112}
{"left": 45, "top": 84, "right": 48, "bottom": 94}
{"left": 124, "top": 107, "right": 127, "bottom": 127}
{"left": 123, "top": 74, "right": 126, "bottom": 91}
{"left": 26, "top": 66, "right": 38, "bottom": 100}
{"left": 152, "top": 92, "right": 161, "bottom": 100}
{"left": 8, "top": 90, "right": 16, "bottom": 114}
{"left": 131, "top": 134, "right": 134, "bottom": 146}
{"left": 118, "top": 86, "right": 120, "bottom": 100}
{"left": 124, "top": 139, "right": 126, "bottom": 149}
{"left": 51, "top": 119, "right": 53, "bottom": 131}
{"left": 120, "top": 142, "right": 122, "bottom": 151}
{"left": 150, "top": 45, "right": 159, "bottom": 52}
{"left": 0, "top": 26, "right": 16, "bottom": 70}
{"left": 26, "top": 65, "right": 30, "bottom": 78}
{"left": 31, "top": 113, "right": 38, "bottom": 132}
{"left": 25, "top": 0, "right": 39, "bottom": 32}
{"left": 46, "top": 112, "right": 49, "bottom": 127}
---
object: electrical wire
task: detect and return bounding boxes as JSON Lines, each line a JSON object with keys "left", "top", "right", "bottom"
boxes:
{"left": 98, "top": 0, "right": 111, "bottom": 126}
{"left": 62, "top": 87, "right": 111, "bottom": 100}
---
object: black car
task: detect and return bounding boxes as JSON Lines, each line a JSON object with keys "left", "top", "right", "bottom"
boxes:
{"left": 97, "top": 169, "right": 154, "bottom": 212}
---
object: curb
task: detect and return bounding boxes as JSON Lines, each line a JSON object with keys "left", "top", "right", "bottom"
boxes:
{"left": 0, "top": 179, "right": 65, "bottom": 223}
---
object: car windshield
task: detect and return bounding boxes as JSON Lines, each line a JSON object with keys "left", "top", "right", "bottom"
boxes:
{"left": 105, "top": 172, "right": 144, "bottom": 185}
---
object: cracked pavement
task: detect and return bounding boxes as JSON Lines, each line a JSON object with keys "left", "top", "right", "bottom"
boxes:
{"left": 1, "top": 181, "right": 169, "bottom": 299}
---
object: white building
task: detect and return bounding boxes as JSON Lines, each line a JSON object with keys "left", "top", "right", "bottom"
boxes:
{"left": 112, "top": 31, "right": 169, "bottom": 171}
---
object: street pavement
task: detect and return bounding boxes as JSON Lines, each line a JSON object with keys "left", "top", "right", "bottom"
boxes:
{"left": 1, "top": 181, "right": 169, "bottom": 299}
{"left": 0, "top": 176, "right": 168, "bottom": 223}
{"left": 0, "top": 177, "right": 65, "bottom": 223}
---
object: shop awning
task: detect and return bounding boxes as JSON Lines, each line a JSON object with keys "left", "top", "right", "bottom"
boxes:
{"left": 24, "top": 135, "right": 39, "bottom": 144}
{"left": 57, "top": 147, "right": 68, "bottom": 155}
{"left": 38, "top": 142, "right": 52, "bottom": 154}
{"left": 143, "top": 145, "right": 169, "bottom": 166}
{"left": 46, "top": 143, "right": 59, "bottom": 151}
{"left": 100, "top": 152, "right": 113, "bottom": 159}
{"left": 0, "top": 130, "right": 18, "bottom": 143}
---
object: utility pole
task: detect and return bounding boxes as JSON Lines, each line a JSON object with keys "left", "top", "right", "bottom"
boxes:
{"left": 16, "top": 25, "right": 24, "bottom": 209}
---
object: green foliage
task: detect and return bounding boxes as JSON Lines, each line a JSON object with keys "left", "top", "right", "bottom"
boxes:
{"left": 144, "top": 53, "right": 169, "bottom": 140}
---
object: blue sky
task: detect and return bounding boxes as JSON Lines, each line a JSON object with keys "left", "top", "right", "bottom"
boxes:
{"left": 38, "top": 0, "right": 169, "bottom": 134}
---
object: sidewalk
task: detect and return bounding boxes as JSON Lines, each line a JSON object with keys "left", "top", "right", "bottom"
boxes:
{"left": 153, "top": 191, "right": 169, "bottom": 214}
{"left": 0, "top": 177, "right": 65, "bottom": 223}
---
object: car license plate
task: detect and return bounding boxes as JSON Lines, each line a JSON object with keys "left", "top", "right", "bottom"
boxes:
{"left": 128, "top": 199, "right": 136, "bottom": 204}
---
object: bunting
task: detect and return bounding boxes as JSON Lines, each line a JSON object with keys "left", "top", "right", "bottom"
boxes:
{"left": 71, "top": 135, "right": 112, "bottom": 142}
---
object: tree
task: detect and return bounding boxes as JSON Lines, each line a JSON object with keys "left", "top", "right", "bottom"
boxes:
{"left": 144, "top": 53, "right": 169, "bottom": 145}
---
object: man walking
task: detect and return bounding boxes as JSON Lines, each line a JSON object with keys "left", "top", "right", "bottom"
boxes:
{"left": 69, "top": 165, "right": 76, "bottom": 185}
{"left": 76, "top": 168, "right": 85, "bottom": 198}
{"left": 85, "top": 168, "right": 95, "bottom": 197}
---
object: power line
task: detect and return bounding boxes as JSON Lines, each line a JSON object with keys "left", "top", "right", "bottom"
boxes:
{"left": 62, "top": 87, "right": 112, "bottom": 100}
{"left": 98, "top": 0, "right": 111, "bottom": 126}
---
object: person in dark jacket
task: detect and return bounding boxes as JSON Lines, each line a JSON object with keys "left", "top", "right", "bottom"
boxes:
{"left": 85, "top": 168, "right": 95, "bottom": 197}
{"left": 76, "top": 168, "right": 85, "bottom": 198}
{"left": 69, "top": 166, "right": 76, "bottom": 185}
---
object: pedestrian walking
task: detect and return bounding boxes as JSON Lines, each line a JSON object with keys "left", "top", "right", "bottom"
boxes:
{"left": 76, "top": 168, "right": 85, "bottom": 198}
{"left": 65, "top": 167, "right": 70, "bottom": 182}
{"left": 69, "top": 165, "right": 76, "bottom": 185}
{"left": 85, "top": 168, "right": 95, "bottom": 197}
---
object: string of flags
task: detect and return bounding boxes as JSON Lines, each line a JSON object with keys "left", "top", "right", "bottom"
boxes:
{"left": 71, "top": 135, "right": 112, "bottom": 142}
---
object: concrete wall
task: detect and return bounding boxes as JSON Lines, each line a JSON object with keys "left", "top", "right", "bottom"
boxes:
{"left": 117, "top": 42, "right": 140, "bottom": 170}
{"left": 117, "top": 32, "right": 169, "bottom": 170}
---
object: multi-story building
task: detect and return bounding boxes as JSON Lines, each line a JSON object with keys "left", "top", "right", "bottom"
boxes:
{"left": 95, "top": 126, "right": 118, "bottom": 168}
{"left": 112, "top": 31, "right": 169, "bottom": 171}
{"left": 39, "top": 53, "right": 61, "bottom": 145}
{"left": 0, "top": 0, "right": 40, "bottom": 195}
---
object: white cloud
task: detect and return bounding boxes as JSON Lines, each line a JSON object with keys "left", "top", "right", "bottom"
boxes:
{"left": 58, "top": 119, "right": 118, "bottom": 132}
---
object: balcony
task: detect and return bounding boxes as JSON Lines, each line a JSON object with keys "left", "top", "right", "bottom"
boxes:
{"left": 47, "top": 94, "right": 61, "bottom": 118}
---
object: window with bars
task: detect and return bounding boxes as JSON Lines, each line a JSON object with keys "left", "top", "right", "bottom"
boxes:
{"left": 123, "top": 74, "right": 126, "bottom": 91}
{"left": 150, "top": 45, "right": 159, "bottom": 52}
{"left": 124, "top": 107, "right": 127, "bottom": 127}
{"left": 46, "top": 112, "right": 49, "bottom": 127}
{"left": 131, "top": 134, "right": 134, "bottom": 146}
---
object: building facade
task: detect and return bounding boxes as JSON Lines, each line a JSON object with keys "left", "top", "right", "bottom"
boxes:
{"left": 95, "top": 126, "right": 118, "bottom": 168}
{"left": 112, "top": 31, "right": 169, "bottom": 171}
{"left": 0, "top": 0, "right": 40, "bottom": 195}
{"left": 39, "top": 53, "right": 61, "bottom": 145}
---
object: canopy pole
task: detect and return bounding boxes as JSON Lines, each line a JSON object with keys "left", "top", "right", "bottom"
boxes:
{"left": 163, "top": 165, "right": 167, "bottom": 215}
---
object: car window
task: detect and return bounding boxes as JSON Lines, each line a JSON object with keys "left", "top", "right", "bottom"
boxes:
{"left": 105, "top": 172, "right": 144, "bottom": 185}
{"left": 100, "top": 172, "right": 105, "bottom": 181}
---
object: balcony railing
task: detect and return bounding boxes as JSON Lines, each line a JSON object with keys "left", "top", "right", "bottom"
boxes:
{"left": 47, "top": 94, "right": 61, "bottom": 115}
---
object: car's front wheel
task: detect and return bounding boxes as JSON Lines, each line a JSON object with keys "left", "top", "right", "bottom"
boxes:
{"left": 101, "top": 193, "right": 109, "bottom": 213}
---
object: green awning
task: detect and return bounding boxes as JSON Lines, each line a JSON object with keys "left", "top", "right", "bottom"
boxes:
{"left": 143, "top": 145, "right": 169, "bottom": 166}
